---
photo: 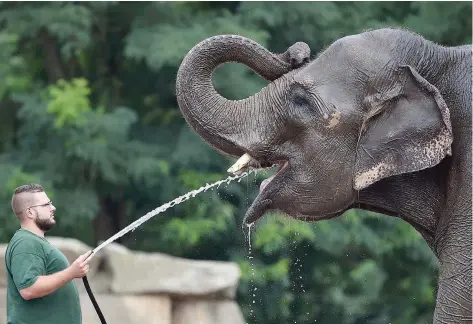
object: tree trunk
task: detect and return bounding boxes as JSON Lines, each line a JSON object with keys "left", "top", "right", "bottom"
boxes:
{"left": 93, "top": 196, "right": 127, "bottom": 246}
{"left": 39, "top": 28, "right": 65, "bottom": 83}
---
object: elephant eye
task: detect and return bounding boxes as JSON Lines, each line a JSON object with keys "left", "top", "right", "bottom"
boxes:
{"left": 291, "top": 86, "right": 312, "bottom": 108}
{"left": 293, "top": 94, "right": 310, "bottom": 107}
{"left": 288, "top": 83, "right": 319, "bottom": 117}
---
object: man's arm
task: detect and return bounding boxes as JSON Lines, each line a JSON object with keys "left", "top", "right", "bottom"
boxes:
{"left": 19, "top": 267, "right": 74, "bottom": 300}
{"left": 12, "top": 251, "right": 91, "bottom": 300}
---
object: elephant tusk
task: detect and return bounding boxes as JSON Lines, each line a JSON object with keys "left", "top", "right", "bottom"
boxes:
{"left": 228, "top": 153, "right": 278, "bottom": 175}
{"left": 227, "top": 153, "right": 253, "bottom": 174}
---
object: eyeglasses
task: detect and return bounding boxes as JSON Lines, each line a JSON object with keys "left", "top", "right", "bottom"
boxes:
{"left": 28, "top": 201, "right": 53, "bottom": 209}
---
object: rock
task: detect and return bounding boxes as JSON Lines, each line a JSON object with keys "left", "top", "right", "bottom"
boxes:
{"left": 76, "top": 269, "right": 112, "bottom": 294}
{"left": 0, "top": 245, "right": 7, "bottom": 287}
{"left": 0, "top": 289, "right": 6, "bottom": 323}
{"left": 80, "top": 292, "right": 171, "bottom": 324}
{"left": 102, "top": 243, "right": 240, "bottom": 298}
{"left": 172, "top": 300, "right": 245, "bottom": 324}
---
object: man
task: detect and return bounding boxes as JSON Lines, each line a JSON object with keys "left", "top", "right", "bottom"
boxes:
{"left": 5, "top": 184, "right": 92, "bottom": 324}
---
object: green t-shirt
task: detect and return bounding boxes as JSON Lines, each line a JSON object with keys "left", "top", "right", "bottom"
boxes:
{"left": 5, "top": 229, "right": 82, "bottom": 324}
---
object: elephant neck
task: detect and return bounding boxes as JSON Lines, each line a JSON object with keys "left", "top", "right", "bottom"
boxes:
{"left": 355, "top": 160, "right": 449, "bottom": 251}
{"left": 434, "top": 46, "right": 471, "bottom": 129}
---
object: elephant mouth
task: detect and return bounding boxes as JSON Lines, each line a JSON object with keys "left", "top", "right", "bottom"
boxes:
{"left": 228, "top": 153, "right": 291, "bottom": 224}
{"left": 259, "top": 161, "right": 289, "bottom": 192}
{"left": 227, "top": 153, "right": 289, "bottom": 193}
{"left": 228, "top": 153, "right": 349, "bottom": 225}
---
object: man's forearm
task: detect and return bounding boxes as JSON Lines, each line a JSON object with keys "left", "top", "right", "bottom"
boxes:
{"left": 20, "top": 268, "right": 74, "bottom": 300}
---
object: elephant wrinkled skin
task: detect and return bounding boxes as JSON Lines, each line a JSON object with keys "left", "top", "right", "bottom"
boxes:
{"left": 175, "top": 28, "right": 472, "bottom": 323}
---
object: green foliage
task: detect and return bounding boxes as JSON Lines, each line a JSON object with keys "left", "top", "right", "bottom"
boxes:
{"left": 252, "top": 214, "right": 316, "bottom": 254}
{"left": 0, "top": 32, "right": 32, "bottom": 97}
{"left": 0, "top": 31, "right": 33, "bottom": 153}
{"left": 404, "top": 2, "right": 472, "bottom": 45}
{"left": 125, "top": 2, "right": 269, "bottom": 70}
{"left": 0, "top": 2, "right": 101, "bottom": 59}
{"left": 233, "top": 210, "right": 438, "bottom": 324}
{"left": 5, "top": 167, "right": 41, "bottom": 193}
{"left": 47, "top": 78, "right": 92, "bottom": 128}
{"left": 0, "top": 2, "right": 469, "bottom": 324}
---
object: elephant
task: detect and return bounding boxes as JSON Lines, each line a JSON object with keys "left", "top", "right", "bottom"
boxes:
{"left": 175, "top": 28, "right": 472, "bottom": 323}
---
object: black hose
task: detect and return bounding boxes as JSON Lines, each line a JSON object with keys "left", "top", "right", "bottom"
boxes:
{"left": 83, "top": 275, "right": 107, "bottom": 324}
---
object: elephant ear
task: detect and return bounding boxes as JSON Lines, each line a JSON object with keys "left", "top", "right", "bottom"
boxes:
{"left": 353, "top": 65, "right": 453, "bottom": 190}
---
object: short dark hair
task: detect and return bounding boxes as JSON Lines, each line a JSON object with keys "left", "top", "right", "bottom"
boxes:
{"left": 14, "top": 184, "right": 45, "bottom": 195}
{"left": 11, "top": 184, "right": 45, "bottom": 217}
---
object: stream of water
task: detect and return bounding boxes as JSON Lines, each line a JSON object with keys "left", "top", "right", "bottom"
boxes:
{"left": 91, "top": 169, "right": 259, "bottom": 257}
{"left": 246, "top": 222, "right": 258, "bottom": 323}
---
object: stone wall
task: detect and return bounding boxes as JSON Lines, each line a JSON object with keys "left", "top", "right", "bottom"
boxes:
{"left": 0, "top": 237, "right": 246, "bottom": 324}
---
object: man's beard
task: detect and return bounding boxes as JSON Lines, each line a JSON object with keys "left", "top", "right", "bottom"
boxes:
{"left": 35, "top": 215, "right": 55, "bottom": 231}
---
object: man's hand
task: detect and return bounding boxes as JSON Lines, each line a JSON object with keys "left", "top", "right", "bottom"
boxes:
{"left": 67, "top": 251, "right": 92, "bottom": 278}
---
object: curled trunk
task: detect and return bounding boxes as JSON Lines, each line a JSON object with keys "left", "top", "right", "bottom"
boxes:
{"left": 176, "top": 35, "right": 295, "bottom": 157}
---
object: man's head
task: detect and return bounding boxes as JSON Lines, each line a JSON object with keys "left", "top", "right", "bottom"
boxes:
{"left": 11, "top": 184, "right": 56, "bottom": 232}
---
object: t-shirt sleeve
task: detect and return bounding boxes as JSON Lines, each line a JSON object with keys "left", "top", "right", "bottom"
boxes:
{"left": 10, "top": 252, "right": 46, "bottom": 290}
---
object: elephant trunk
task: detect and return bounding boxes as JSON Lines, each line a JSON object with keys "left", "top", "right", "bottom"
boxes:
{"left": 176, "top": 35, "right": 294, "bottom": 157}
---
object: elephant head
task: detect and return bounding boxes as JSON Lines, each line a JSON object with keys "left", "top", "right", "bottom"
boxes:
{"left": 176, "top": 29, "right": 453, "bottom": 226}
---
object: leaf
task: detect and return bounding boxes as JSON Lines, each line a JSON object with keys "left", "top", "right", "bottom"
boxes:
{"left": 47, "top": 78, "right": 92, "bottom": 128}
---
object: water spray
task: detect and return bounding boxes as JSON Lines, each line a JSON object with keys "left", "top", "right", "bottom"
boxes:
{"left": 82, "top": 170, "right": 258, "bottom": 324}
